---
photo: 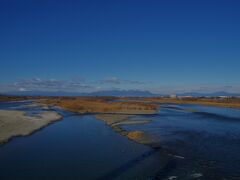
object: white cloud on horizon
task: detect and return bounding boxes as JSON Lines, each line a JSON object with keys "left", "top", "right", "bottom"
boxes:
{"left": 0, "top": 78, "right": 94, "bottom": 93}
{"left": 19, "top": 88, "right": 27, "bottom": 92}
{"left": 0, "top": 77, "right": 148, "bottom": 93}
{"left": 0, "top": 77, "right": 239, "bottom": 95}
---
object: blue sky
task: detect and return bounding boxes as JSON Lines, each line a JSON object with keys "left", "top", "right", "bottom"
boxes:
{"left": 0, "top": 0, "right": 239, "bottom": 94}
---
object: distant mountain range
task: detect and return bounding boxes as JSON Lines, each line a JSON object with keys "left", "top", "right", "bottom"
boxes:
{"left": 2, "top": 90, "right": 240, "bottom": 97}
{"left": 84, "top": 90, "right": 156, "bottom": 97}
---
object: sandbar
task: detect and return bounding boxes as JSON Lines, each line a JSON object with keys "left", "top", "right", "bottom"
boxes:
{"left": 0, "top": 110, "right": 62, "bottom": 144}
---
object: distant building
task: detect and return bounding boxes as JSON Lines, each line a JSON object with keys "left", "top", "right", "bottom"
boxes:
{"left": 170, "top": 94, "right": 177, "bottom": 98}
{"left": 218, "top": 96, "right": 228, "bottom": 99}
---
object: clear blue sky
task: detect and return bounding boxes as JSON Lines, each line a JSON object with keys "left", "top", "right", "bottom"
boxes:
{"left": 0, "top": 0, "right": 239, "bottom": 93}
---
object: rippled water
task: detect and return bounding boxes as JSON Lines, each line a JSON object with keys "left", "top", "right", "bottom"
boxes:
{"left": 0, "top": 101, "right": 240, "bottom": 179}
{"left": 124, "top": 104, "right": 240, "bottom": 179}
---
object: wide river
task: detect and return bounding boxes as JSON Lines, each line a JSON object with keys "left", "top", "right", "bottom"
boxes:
{"left": 0, "top": 101, "right": 240, "bottom": 179}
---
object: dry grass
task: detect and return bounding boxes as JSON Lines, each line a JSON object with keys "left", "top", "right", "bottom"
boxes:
{"left": 0, "top": 95, "right": 30, "bottom": 102}
{"left": 127, "top": 131, "right": 145, "bottom": 140}
{"left": 38, "top": 97, "right": 158, "bottom": 114}
{"left": 139, "top": 97, "right": 240, "bottom": 109}
{"left": 126, "top": 131, "right": 153, "bottom": 145}
{"left": 1, "top": 95, "right": 239, "bottom": 109}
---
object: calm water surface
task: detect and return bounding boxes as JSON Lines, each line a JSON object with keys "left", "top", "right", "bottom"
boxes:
{"left": 0, "top": 101, "right": 240, "bottom": 179}
{"left": 0, "top": 102, "right": 164, "bottom": 180}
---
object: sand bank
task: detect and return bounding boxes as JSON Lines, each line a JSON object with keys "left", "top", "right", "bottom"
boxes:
{"left": 0, "top": 110, "right": 62, "bottom": 144}
{"left": 95, "top": 114, "right": 156, "bottom": 146}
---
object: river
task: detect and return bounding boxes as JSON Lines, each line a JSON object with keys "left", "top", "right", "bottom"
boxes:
{"left": 0, "top": 101, "right": 240, "bottom": 179}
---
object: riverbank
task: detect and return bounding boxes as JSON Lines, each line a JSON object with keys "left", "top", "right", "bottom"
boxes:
{"left": 0, "top": 110, "right": 62, "bottom": 144}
